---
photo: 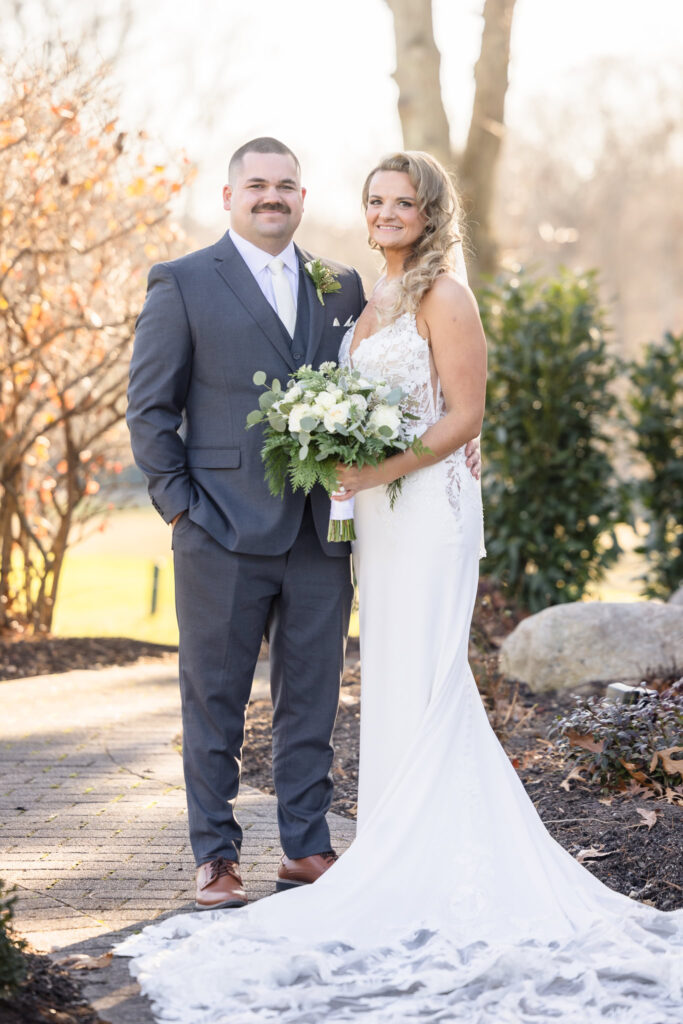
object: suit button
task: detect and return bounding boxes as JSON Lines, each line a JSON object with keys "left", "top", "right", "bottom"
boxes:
{"left": 293, "top": 351, "right": 303, "bottom": 359}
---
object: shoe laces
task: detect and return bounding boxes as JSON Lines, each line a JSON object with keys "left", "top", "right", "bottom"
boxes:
{"left": 208, "top": 857, "right": 240, "bottom": 882}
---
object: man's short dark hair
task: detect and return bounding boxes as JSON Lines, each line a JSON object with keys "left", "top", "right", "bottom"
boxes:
{"left": 228, "top": 137, "right": 301, "bottom": 183}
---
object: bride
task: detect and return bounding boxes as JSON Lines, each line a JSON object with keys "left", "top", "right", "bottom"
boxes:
{"left": 117, "top": 152, "right": 683, "bottom": 1023}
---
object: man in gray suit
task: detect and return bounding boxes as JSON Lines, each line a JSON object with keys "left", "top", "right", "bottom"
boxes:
{"left": 127, "top": 137, "right": 365, "bottom": 909}
{"left": 128, "top": 137, "right": 480, "bottom": 910}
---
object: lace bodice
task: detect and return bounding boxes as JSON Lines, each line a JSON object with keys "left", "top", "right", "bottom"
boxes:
{"left": 340, "top": 311, "right": 485, "bottom": 552}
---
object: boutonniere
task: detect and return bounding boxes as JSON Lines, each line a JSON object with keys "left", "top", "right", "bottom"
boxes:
{"left": 304, "top": 259, "right": 342, "bottom": 306}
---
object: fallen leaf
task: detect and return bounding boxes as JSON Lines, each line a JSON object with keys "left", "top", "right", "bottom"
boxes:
{"left": 560, "top": 764, "right": 585, "bottom": 792}
{"left": 619, "top": 759, "right": 649, "bottom": 785}
{"left": 650, "top": 746, "right": 683, "bottom": 776}
{"left": 567, "top": 729, "right": 604, "bottom": 754}
{"left": 597, "top": 796, "right": 613, "bottom": 806}
{"left": 55, "top": 951, "right": 113, "bottom": 970}
{"left": 576, "top": 847, "right": 614, "bottom": 864}
{"left": 636, "top": 807, "right": 658, "bottom": 830}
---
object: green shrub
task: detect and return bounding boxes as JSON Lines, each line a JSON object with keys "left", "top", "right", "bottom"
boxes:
{"left": 479, "top": 269, "right": 629, "bottom": 612}
{"left": 549, "top": 685, "right": 683, "bottom": 792}
{"left": 629, "top": 331, "right": 683, "bottom": 598}
{"left": 0, "top": 879, "right": 26, "bottom": 999}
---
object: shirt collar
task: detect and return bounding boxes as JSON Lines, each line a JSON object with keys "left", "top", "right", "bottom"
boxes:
{"left": 229, "top": 229, "right": 298, "bottom": 276}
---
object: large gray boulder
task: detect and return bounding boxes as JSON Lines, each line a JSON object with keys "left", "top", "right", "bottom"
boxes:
{"left": 669, "top": 585, "right": 683, "bottom": 606}
{"left": 499, "top": 601, "right": 683, "bottom": 693}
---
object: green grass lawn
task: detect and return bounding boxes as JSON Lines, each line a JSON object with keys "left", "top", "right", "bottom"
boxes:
{"left": 53, "top": 552, "right": 179, "bottom": 644}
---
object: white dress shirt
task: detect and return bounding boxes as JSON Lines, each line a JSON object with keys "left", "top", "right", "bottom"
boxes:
{"left": 229, "top": 229, "right": 299, "bottom": 315}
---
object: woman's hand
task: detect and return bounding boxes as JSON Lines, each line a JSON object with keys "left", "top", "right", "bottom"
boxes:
{"left": 332, "top": 462, "right": 386, "bottom": 501}
{"left": 465, "top": 438, "right": 482, "bottom": 481}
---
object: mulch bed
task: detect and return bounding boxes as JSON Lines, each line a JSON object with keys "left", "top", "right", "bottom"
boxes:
{"left": 0, "top": 949, "right": 105, "bottom": 1024}
{"left": 0, "top": 636, "right": 177, "bottom": 681}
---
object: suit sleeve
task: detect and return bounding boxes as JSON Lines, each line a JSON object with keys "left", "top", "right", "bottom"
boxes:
{"left": 126, "top": 263, "right": 193, "bottom": 523}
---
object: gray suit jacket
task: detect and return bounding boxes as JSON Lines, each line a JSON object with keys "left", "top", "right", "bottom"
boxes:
{"left": 126, "top": 231, "right": 365, "bottom": 557}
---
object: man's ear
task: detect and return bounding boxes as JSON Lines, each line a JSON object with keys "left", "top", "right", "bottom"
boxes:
{"left": 222, "top": 185, "right": 232, "bottom": 212}
{"left": 301, "top": 186, "right": 306, "bottom": 206}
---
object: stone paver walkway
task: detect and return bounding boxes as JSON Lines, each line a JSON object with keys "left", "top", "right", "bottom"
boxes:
{"left": 0, "top": 661, "right": 356, "bottom": 1022}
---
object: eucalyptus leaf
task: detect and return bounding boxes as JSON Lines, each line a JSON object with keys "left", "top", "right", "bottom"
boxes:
{"left": 259, "top": 392, "right": 279, "bottom": 410}
{"left": 252, "top": 370, "right": 267, "bottom": 387}
{"left": 385, "top": 387, "right": 403, "bottom": 406}
{"left": 246, "top": 410, "right": 263, "bottom": 427}
{"left": 272, "top": 379, "right": 282, "bottom": 393}
{"left": 300, "top": 416, "right": 317, "bottom": 431}
{"left": 299, "top": 446, "right": 309, "bottom": 460}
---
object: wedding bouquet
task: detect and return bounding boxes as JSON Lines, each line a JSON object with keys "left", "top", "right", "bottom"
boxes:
{"left": 246, "top": 361, "right": 427, "bottom": 541}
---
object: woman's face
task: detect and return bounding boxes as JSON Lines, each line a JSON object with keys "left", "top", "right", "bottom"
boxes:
{"left": 365, "top": 171, "right": 426, "bottom": 254}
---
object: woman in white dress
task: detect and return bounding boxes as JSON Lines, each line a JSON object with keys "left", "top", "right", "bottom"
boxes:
{"left": 118, "top": 152, "right": 683, "bottom": 1024}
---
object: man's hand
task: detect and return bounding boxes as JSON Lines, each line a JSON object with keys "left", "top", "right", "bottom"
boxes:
{"left": 171, "top": 510, "right": 186, "bottom": 529}
{"left": 465, "top": 437, "right": 481, "bottom": 480}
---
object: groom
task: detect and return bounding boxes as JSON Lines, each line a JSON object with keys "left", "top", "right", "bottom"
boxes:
{"left": 127, "top": 137, "right": 479, "bottom": 910}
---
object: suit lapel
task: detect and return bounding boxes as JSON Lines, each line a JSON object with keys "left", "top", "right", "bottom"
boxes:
{"left": 297, "top": 246, "right": 326, "bottom": 365}
{"left": 213, "top": 232, "right": 296, "bottom": 371}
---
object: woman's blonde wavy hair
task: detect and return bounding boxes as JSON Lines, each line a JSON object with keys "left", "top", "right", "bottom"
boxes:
{"left": 362, "top": 151, "right": 464, "bottom": 322}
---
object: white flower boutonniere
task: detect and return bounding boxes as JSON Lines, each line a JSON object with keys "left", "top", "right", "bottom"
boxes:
{"left": 304, "top": 259, "right": 342, "bottom": 306}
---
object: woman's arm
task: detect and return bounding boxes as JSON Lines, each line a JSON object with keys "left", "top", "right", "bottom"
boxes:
{"left": 335, "top": 274, "right": 487, "bottom": 497}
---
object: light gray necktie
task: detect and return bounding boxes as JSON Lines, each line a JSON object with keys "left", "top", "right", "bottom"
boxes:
{"left": 267, "top": 258, "right": 297, "bottom": 338}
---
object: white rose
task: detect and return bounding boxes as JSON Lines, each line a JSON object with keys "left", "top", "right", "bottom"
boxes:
{"left": 323, "top": 401, "right": 351, "bottom": 433}
{"left": 304, "top": 389, "right": 316, "bottom": 401}
{"left": 288, "top": 403, "right": 314, "bottom": 432}
{"left": 369, "top": 404, "right": 401, "bottom": 439}
{"left": 349, "top": 393, "right": 367, "bottom": 414}
{"left": 314, "top": 391, "right": 336, "bottom": 411}
{"left": 286, "top": 384, "right": 303, "bottom": 402}
{"left": 325, "top": 384, "right": 343, "bottom": 400}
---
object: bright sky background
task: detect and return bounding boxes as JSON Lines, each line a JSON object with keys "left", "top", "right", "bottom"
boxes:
{"left": 6, "top": 0, "right": 683, "bottom": 229}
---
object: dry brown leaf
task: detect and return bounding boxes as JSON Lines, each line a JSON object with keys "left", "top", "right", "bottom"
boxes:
{"left": 636, "top": 807, "right": 658, "bottom": 830}
{"left": 567, "top": 729, "right": 604, "bottom": 754}
{"left": 617, "top": 780, "right": 654, "bottom": 800}
{"left": 560, "top": 764, "right": 585, "bottom": 792}
{"left": 576, "top": 847, "right": 614, "bottom": 864}
{"left": 58, "top": 951, "right": 113, "bottom": 970}
{"left": 597, "top": 795, "right": 613, "bottom": 806}
{"left": 650, "top": 746, "right": 683, "bottom": 775}
{"left": 665, "top": 787, "right": 683, "bottom": 806}
{"left": 619, "top": 759, "right": 649, "bottom": 785}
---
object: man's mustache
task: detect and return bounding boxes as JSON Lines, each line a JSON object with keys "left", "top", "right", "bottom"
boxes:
{"left": 252, "top": 202, "right": 291, "bottom": 214}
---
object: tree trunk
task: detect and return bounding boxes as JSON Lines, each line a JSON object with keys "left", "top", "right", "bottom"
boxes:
{"left": 386, "top": 0, "right": 517, "bottom": 280}
{"left": 385, "top": 0, "right": 453, "bottom": 171}
{"left": 461, "top": 0, "right": 517, "bottom": 277}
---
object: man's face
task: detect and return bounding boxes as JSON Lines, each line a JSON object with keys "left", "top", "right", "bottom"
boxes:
{"left": 223, "top": 152, "right": 305, "bottom": 253}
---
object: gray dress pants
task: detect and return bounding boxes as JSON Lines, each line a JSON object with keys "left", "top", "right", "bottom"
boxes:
{"left": 172, "top": 500, "right": 353, "bottom": 865}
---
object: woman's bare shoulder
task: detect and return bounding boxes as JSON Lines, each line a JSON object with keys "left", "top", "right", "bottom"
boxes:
{"left": 421, "top": 271, "right": 480, "bottom": 325}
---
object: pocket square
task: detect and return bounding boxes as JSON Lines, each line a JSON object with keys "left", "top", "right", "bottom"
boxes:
{"left": 344, "top": 316, "right": 355, "bottom": 327}
{"left": 332, "top": 317, "right": 340, "bottom": 326}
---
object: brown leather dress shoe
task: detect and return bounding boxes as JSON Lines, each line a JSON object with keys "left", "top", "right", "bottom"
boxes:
{"left": 276, "top": 850, "right": 338, "bottom": 892}
{"left": 195, "top": 857, "right": 248, "bottom": 910}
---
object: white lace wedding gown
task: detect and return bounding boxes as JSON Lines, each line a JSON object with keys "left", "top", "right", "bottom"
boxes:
{"left": 117, "top": 314, "right": 683, "bottom": 1023}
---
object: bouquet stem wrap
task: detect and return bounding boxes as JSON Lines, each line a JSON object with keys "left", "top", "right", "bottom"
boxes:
{"left": 328, "top": 495, "right": 355, "bottom": 542}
